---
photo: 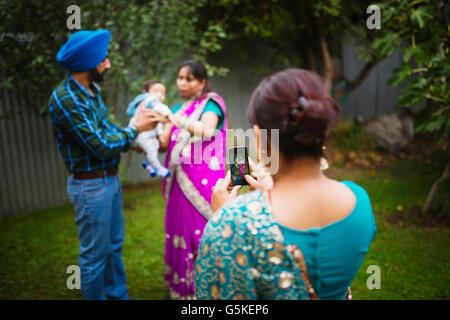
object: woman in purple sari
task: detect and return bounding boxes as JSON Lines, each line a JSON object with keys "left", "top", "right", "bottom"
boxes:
{"left": 158, "top": 60, "right": 228, "bottom": 299}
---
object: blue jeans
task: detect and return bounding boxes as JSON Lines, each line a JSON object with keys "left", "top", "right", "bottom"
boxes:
{"left": 67, "top": 174, "right": 129, "bottom": 300}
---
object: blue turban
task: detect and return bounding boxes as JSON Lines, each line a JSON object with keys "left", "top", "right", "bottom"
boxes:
{"left": 56, "top": 29, "right": 111, "bottom": 71}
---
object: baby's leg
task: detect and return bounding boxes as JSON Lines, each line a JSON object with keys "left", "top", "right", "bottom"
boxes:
{"left": 141, "top": 136, "right": 162, "bottom": 169}
{"left": 140, "top": 136, "right": 170, "bottom": 178}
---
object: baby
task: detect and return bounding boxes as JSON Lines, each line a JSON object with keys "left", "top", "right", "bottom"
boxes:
{"left": 127, "top": 79, "right": 173, "bottom": 178}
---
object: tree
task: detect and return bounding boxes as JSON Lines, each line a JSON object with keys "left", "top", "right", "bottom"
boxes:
{"left": 0, "top": 0, "right": 68, "bottom": 118}
{"left": 372, "top": 0, "right": 449, "bottom": 215}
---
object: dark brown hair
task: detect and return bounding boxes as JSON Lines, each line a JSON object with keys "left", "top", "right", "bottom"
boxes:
{"left": 178, "top": 59, "right": 212, "bottom": 95}
{"left": 247, "top": 68, "right": 340, "bottom": 160}
{"left": 143, "top": 79, "right": 162, "bottom": 92}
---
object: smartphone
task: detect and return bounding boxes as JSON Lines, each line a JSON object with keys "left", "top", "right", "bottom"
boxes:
{"left": 228, "top": 146, "right": 251, "bottom": 186}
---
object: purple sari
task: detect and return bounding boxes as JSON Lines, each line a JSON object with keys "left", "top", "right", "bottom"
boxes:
{"left": 162, "top": 92, "right": 227, "bottom": 299}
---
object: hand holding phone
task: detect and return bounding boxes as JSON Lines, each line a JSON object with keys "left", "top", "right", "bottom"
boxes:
{"left": 211, "top": 171, "right": 242, "bottom": 212}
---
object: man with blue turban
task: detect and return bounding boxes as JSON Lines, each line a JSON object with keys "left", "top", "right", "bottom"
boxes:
{"left": 48, "top": 30, "right": 161, "bottom": 300}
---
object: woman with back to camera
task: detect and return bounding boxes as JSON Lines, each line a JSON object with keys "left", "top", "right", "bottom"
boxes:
{"left": 194, "top": 68, "right": 377, "bottom": 300}
{"left": 158, "top": 60, "right": 228, "bottom": 300}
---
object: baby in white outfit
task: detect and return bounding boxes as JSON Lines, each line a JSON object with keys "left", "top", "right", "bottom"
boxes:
{"left": 127, "top": 80, "right": 173, "bottom": 178}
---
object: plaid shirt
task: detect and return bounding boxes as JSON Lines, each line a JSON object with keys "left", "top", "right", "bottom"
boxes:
{"left": 48, "top": 74, "right": 138, "bottom": 174}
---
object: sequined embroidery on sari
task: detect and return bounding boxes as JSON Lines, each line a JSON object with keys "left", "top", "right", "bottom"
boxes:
{"left": 194, "top": 190, "right": 317, "bottom": 300}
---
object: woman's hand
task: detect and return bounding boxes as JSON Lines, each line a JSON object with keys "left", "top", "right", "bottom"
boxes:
{"left": 211, "top": 171, "right": 241, "bottom": 212}
{"left": 244, "top": 157, "right": 274, "bottom": 193}
{"left": 168, "top": 113, "right": 181, "bottom": 127}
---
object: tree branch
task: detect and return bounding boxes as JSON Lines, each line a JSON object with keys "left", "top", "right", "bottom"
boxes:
{"left": 422, "top": 150, "right": 450, "bottom": 216}
{"left": 335, "top": 59, "right": 379, "bottom": 100}
{"left": 319, "top": 33, "right": 336, "bottom": 94}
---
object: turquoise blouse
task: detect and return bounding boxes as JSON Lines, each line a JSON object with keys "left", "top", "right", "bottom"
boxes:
{"left": 194, "top": 181, "right": 376, "bottom": 300}
{"left": 172, "top": 99, "right": 224, "bottom": 130}
{"left": 278, "top": 181, "right": 377, "bottom": 299}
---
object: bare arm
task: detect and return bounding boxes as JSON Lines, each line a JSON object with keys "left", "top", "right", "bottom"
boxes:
{"left": 184, "top": 111, "right": 219, "bottom": 139}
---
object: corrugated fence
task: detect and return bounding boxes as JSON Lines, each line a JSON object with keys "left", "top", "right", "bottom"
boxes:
{"left": 0, "top": 88, "right": 68, "bottom": 216}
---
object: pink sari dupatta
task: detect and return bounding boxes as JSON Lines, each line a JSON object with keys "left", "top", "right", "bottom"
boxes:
{"left": 162, "top": 92, "right": 227, "bottom": 299}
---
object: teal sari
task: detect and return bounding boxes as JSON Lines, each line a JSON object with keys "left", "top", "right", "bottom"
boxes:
{"left": 194, "top": 190, "right": 318, "bottom": 300}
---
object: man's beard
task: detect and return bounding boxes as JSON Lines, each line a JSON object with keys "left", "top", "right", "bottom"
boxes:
{"left": 89, "top": 68, "right": 106, "bottom": 83}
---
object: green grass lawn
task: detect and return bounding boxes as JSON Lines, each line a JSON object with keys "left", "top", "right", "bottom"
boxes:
{"left": 0, "top": 153, "right": 449, "bottom": 300}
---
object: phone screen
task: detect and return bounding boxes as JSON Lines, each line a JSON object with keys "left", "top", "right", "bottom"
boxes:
{"left": 228, "top": 146, "right": 250, "bottom": 186}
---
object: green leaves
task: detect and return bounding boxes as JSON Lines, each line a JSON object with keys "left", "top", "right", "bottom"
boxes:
{"left": 374, "top": 0, "right": 449, "bottom": 144}
{"left": 372, "top": 31, "right": 402, "bottom": 59}
{"left": 402, "top": 45, "right": 429, "bottom": 65}
{"left": 423, "top": 115, "right": 447, "bottom": 132}
{"left": 388, "top": 64, "right": 412, "bottom": 86}
{"left": 199, "top": 24, "right": 227, "bottom": 54}
{"left": 410, "top": 6, "right": 433, "bottom": 29}
{"left": 397, "top": 78, "right": 429, "bottom": 107}
{"left": 314, "top": 0, "right": 342, "bottom": 17}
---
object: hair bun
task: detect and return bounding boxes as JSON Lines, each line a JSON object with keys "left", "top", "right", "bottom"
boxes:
{"left": 288, "top": 95, "right": 338, "bottom": 145}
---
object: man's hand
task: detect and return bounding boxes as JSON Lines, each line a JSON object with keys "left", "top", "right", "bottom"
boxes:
{"left": 131, "top": 145, "right": 144, "bottom": 153}
{"left": 211, "top": 171, "right": 241, "bottom": 212}
{"left": 135, "top": 108, "right": 162, "bottom": 132}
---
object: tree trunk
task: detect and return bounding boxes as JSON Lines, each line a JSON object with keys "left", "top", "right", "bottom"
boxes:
{"left": 305, "top": 43, "right": 317, "bottom": 72}
{"left": 317, "top": 27, "right": 337, "bottom": 95}
{"left": 422, "top": 152, "right": 450, "bottom": 216}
